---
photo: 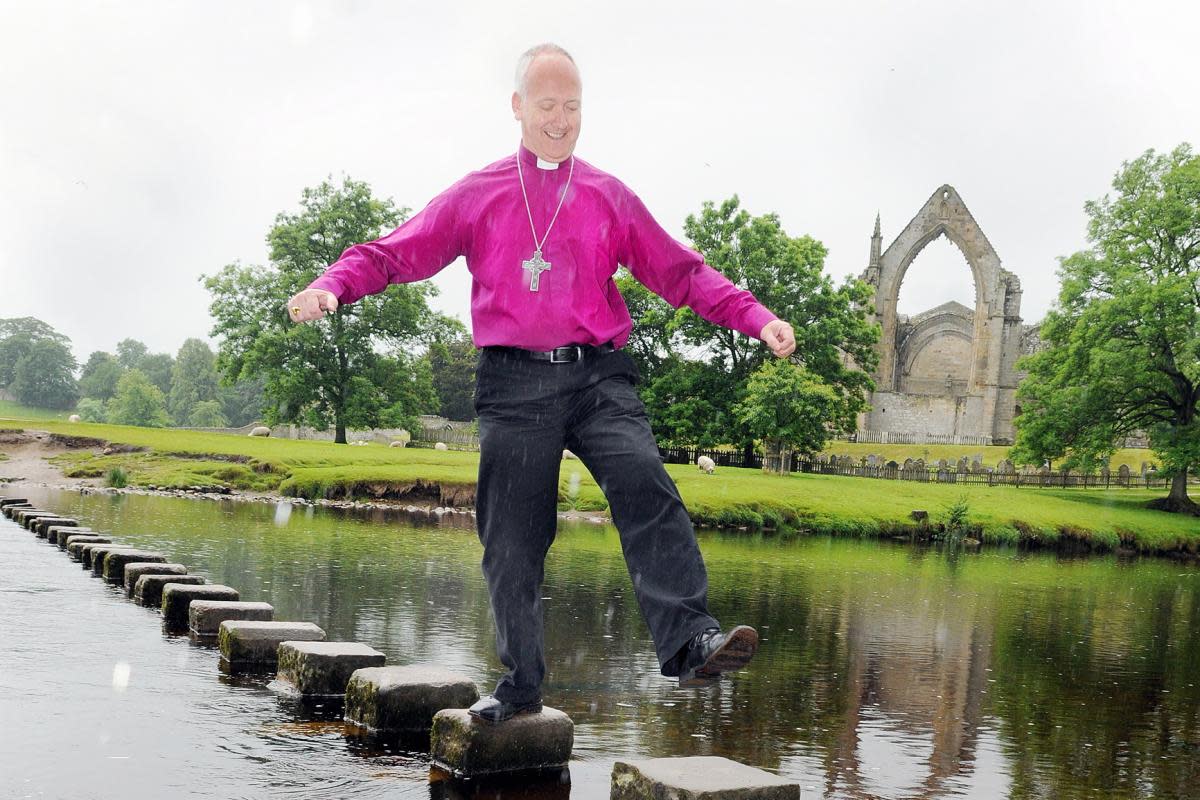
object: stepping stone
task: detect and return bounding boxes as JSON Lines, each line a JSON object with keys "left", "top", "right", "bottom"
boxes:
{"left": 17, "top": 510, "right": 55, "bottom": 527}
{"left": 430, "top": 707, "right": 573, "bottom": 778}
{"left": 91, "top": 546, "right": 143, "bottom": 576}
{"left": 189, "top": 600, "right": 273, "bottom": 636}
{"left": 134, "top": 574, "right": 207, "bottom": 607}
{"left": 67, "top": 537, "right": 112, "bottom": 559}
{"left": 219, "top": 621, "right": 325, "bottom": 668}
{"left": 345, "top": 665, "right": 479, "bottom": 733}
{"left": 161, "top": 584, "right": 238, "bottom": 626}
{"left": 124, "top": 563, "right": 187, "bottom": 596}
{"left": 2, "top": 504, "right": 32, "bottom": 518}
{"left": 33, "top": 517, "right": 76, "bottom": 537}
{"left": 85, "top": 544, "right": 137, "bottom": 572}
{"left": 48, "top": 525, "right": 90, "bottom": 545}
{"left": 610, "top": 757, "right": 800, "bottom": 800}
{"left": 102, "top": 550, "right": 168, "bottom": 584}
{"left": 276, "top": 641, "right": 386, "bottom": 696}
{"left": 0, "top": 497, "right": 28, "bottom": 507}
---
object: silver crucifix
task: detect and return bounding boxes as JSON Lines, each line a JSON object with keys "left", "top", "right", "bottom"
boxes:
{"left": 522, "top": 250, "right": 551, "bottom": 292}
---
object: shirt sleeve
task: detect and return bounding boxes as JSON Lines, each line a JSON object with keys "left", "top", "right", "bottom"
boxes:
{"left": 308, "top": 179, "right": 466, "bottom": 304}
{"left": 616, "top": 186, "right": 778, "bottom": 340}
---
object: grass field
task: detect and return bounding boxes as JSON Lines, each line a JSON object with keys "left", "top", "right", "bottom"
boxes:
{"left": 0, "top": 400, "right": 73, "bottom": 422}
{"left": 3, "top": 417, "right": 1198, "bottom": 557}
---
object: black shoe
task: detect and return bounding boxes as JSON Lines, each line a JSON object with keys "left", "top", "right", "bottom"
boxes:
{"left": 678, "top": 625, "right": 759, "bottom": 687}
{"left": 467, "top": 695, "right": 544, "bottom": 723}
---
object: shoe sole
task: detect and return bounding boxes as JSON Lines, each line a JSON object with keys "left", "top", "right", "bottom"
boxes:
{"left": 678, "top": 625, "right": 759, "bottom": 687}
{"left": 468, "top": 703, "right": 543, "bottom": 724}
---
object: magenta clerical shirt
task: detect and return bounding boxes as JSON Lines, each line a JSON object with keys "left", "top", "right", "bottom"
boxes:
{"left": 308, "top": 145, "right": 778, "bottom": 350}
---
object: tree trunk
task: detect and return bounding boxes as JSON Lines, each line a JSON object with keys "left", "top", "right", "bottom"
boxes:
{"left": 742, "top": 439, "right": 756, "bottom": 468}
{"left": 763, "top": 439, "right": 792, "bottom": 476}
{"left": 1147, "top": 468, "right": 1199, "bottom": 515}
{"left": 335, "top": 419, "right": 347, "bottom": 445}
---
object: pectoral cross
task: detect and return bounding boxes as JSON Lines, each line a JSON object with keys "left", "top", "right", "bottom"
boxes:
{"left": 522, "top": 250, "right": 551, "bottom": 292}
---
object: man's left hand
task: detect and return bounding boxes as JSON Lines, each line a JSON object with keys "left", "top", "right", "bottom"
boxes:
{"left": 760, "top": 320, "right": 796, "bottom": 358}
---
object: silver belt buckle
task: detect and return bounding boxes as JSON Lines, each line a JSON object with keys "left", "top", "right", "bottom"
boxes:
{"left": 550, "top": 345, "right": 582, "bottom": 364}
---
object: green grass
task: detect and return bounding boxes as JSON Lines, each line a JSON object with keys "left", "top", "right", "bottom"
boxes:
{"left": 819, "top": 440, "right": 1158, "bottom": 473}
{"left": 0, "top": 400, "right": 73, "bottom": 422}
{"left": 6, "top": 418, "right": 1200, "bottom": 557}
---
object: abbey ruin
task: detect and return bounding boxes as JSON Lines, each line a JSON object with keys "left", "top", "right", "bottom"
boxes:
{"left": 857, "top": 185, "right": 1041, "bottom": 446}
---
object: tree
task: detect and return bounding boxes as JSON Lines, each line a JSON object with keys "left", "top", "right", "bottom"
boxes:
{"left": 428, "top": 327, "right": 478, "bottom": 421}
{"left": 204, "top": 176, "right": 449, "bottom": 443}
{"left": 186, "top": 399, "right": 228, "bottom": 427}
{"left": 75, "top": 397, "right": 106, "bottom": 422}
{"left": 220, "top": 376, "right": 265, "bottom": 428}
{"left": 10, "top": 338, "right": 79, "bottom": 410}
{"left": 0, "top": 317, "right": 70, "bottom": 389}
{"left": 734, "top": 359, "right": 841, "bottom": 474}
{"left": 138, "top": 352, "right": 174, "bottom": 396}
{"left": 628, "top": 196, "right": 878, "bottom": 457}
{"left": 168, "top": 338, "right": 221, "bottom": 423}
{"left": 115, "top": 338, "right": 148, "bottom": 370}
{"left": 78, "top": 352, "right": 123, "bottom": 401}
{"left": 106, "top": 369, "right": 170, "bottom": 427}
{"left": 1011, "top": 144, "right": 1199, "bottom": 514}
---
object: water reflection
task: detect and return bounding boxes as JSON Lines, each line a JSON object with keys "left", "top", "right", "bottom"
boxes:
{"left": 2, "top": 487, "right": 1198, "bottom": 799}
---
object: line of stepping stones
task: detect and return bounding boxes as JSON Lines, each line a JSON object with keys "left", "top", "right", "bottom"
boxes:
{"left": 1, "top": 496, "right": 800, "bottom": 798}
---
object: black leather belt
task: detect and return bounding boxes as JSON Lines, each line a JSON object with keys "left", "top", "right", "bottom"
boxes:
{"left": 486, "top": 342, "right": 615, "bottom": 363}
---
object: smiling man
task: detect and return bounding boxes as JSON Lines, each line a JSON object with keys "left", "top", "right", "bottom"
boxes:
{"left": 288, "top": 43, "right": 796, "bottom": 723}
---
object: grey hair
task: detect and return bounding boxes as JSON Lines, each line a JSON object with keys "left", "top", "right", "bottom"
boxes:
{"left": 514, "top": 43, "right": 576, "bottom": 97}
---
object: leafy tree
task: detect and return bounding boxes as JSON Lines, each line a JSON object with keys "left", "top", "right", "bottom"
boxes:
{"left": 428, "top": 327, "right": 478, "bottom": 421}
{"left": 186, "top": 399, "right": 228, "bottom": 427}
{"left": 168, "top": 338, "right": 221, "bottom": 423}
{"left": 115, "top": 339, "right": 149, "bottom": 370}
{"left": 220, "top": 376, "right": 265, "bottom": 428}
{"left": 10, "top": 338, "right": 79, "bottom": 410}
{"left": 0, "top": 317, "right": 70, "bottom": 389}
{"left": 75, "top": 397, "right": 106, "bottom": 422}
{"left": 628, "top": 196, "right": 878, "bottom": 457}
{"left": 78, "top": 352, "right": 123, "bottom": 401}
{"left": 138, "top": 352, "right": 174, "bottom": 396}
{"left": 106, "top": 369, "right": 170, "bottom": 427}
{"left": 204, "top": 176, "right": 449, "bottom": 443}
{"left": 1012, "top": 144, "right": 1199, "bottom": 514}
{"left": 734, "top": 359, "right": 840, "bottom": 474}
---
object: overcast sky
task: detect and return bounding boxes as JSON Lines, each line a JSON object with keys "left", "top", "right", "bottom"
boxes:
{"left": 2, "top": 0, "right": 1197, "bottom": 363}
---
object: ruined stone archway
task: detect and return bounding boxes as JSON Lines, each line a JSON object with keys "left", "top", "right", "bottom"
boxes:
{"left": 859, "top": 186, "right": 1026, "bottom": 444}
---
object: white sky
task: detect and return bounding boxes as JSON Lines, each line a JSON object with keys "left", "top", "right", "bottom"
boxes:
{"left": 2, "top": 0, "right": 1197, "bottom": 362}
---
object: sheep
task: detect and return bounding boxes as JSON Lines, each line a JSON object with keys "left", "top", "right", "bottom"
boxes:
{"left": 434, "top": 442, "right": 449, "bottom": 451}
{"left": 249, "top": 426, "right": 271, "bottom": 437}
{"left": 697, "top": 455, "right": 716, "bottom": 475}
{"left": 68, "top": 414, "right": 81, "bottom": 423}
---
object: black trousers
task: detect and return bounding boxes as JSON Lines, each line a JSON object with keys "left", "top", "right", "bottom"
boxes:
{"left": 474, "top": 346, "right": 719, "bottom": 704}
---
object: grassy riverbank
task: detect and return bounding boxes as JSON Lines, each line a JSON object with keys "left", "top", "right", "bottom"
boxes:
{"left": 3, "top": 420, "right": 1198, "bottom": 557}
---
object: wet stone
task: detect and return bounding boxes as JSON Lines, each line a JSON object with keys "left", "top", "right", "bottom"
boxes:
{"left": 85, "top": 544, "right": 137, "bottom": 572}
{"left": 430, "top": 707, "right": 573, "bottom": 778}
{"left": 610, "top": 756, "right": 800, "bottom": 800}
{"left": 345, "top": 665, "right": 479, "bottom": 733}
{"left": 17, "top": 510, "right": 55, "bottom": 527}
{"left": 91, "top": 546, "right": 143, "bottom": 576}
{"left": 48, "top": 525, "right": 90, "bottom": 545}
{"left": 102, "top": 550, "right": 168, "bottom": 584}
{"left": 33, "top": 517, "right": 77, "bottom": 537}
{"left": 219, "top": 621, "right": 326, "bottom": 668}
{"left": 134, "top": 574, "right": 207, "bottom": 608}
{"left": 124, "top": 563, "right": 187, "bottom": 596}
{"left": 275, "top": 641, "right": 386, "bottom": 696}
{"left": 0, "top": 497, "right": 29, "bottom": 507}
{"left": 189, "top": 600, "right": 273, "bottom": 636}
{"left": 2, "top": 503, "right": 32, "bottom": 518}
{"left": 68, "top": 537, "right": 112, "bottom": 559}
{"left": 161, "top": 584, "right": 238, "bottom": 626}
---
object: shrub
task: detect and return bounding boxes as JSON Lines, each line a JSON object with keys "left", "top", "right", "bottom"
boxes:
{"left": 105, "top": 466, "right": 128, "bottom": 488}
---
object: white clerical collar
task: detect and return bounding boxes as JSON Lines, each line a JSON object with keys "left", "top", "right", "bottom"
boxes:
{"left": 536, "top": 156, "right": 559, "bottom": 170}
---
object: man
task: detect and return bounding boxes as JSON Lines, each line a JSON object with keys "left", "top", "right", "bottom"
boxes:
{"left": 288, "top": 43, "right": 796, "bottom": 723}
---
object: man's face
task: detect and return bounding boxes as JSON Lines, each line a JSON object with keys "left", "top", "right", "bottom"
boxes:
{"left": 512, "top": 54, "right": 582, "bottom": 164}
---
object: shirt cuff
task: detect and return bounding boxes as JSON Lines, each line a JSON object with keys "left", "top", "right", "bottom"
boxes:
{"left": 738, "top": 304, "right": 779, "bottom": 341}
{"left": 308, "top": 275, "right": 345, "bottom": 301}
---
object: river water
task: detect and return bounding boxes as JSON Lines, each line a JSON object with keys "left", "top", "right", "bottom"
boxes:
{"left": 1, "top": 487, "right": 1198, "bottom": 799}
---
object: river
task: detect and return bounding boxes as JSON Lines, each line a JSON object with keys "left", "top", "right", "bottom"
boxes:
{"left": 2, "top": 487, "right": 1198, "bottom": 799}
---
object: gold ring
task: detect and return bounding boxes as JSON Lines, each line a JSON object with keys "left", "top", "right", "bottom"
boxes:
{"left": 291, "top": 306, "right": 302, "bottom": 316}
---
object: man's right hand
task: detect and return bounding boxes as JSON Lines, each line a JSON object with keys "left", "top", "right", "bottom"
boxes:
{"left": 287, "top": 288, "right": 339, "bottom": 323}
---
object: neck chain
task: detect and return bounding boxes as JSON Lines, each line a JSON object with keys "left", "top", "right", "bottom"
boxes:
{"left": 516, "top": 147, "right": 574, "bottom": 292}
